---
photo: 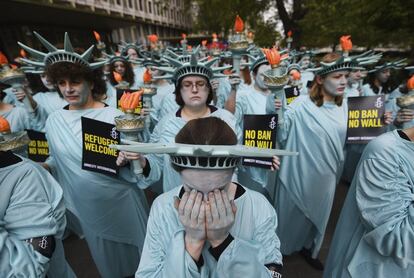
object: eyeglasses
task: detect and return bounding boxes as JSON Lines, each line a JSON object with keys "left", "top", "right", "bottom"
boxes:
{"left": 181, "top": 80, "right": 207, "bottom": 90}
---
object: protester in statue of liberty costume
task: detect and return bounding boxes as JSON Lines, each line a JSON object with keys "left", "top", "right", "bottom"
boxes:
{"left": 10, "top": 68, "right": 67, "bottom": 131}
{"left": 0, "top": 90, "right": 30, "bottom": 132}
{"left": 105, "top": 55, "right": 138, "bottom": 108}
{"left": 324, "top": 127, "right": 414, "bottom": 278}
{"left": 342, "top": 60, "right": 398, "bottom": 183}
{"left": 117, "top": 51, "right": 247, "bottom": 193}
{"left": 120, "top": 42, "right": 146, "bottom": 88}
{"left": 298, "top": 51, "right": 315, "bottom": 95}
{"left": 362, "top": 59, "right": 406, "bottom": 115}
{"left": 19, "top": 32, "right": 149, "bottom": 278}
{"left": 272, "top": 53, "right": 352, "bottom": 270}
{"left": 136, "top": 117, "right": 283, "bottom": 278}
{"left": 224, "top": 51, "right": 281, "bottom": 200}
{"left": 214, "top": 54, "right": 249, "bottom": 109}
{"left": 388, "top": 68, "right": 414, "bottom": 130}
{"left": 344, "top": 68, "right": 364, "bottom": 98}
{"left": 0, "top": 150, "right": 75, "bottom": 278}
{"left": 136, "top": 55, "right": 175, "bottom": 128}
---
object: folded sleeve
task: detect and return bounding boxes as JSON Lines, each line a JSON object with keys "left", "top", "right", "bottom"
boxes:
{"left": 0, "top": 224, "right": 50, "bottom": 278}
{"left": 356, "top": 157, "right": 414, "bottom": 268}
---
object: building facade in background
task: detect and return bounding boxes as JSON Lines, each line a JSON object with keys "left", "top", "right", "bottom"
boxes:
{"left": 0, "top": 0, "right": 192, "bottom": 59}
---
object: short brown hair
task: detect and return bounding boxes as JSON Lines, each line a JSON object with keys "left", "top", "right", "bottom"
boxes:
{"left": 46, "top": 62, "right": 107, "bottom": 102}
{"left": 173, "top": 117, "right": 237, "bottom": 172}
{"left": 174, "top": 76, "right": 214, "bottom": 107}
{"left": 309, "top": 53, "right": 344, "bottom": 107}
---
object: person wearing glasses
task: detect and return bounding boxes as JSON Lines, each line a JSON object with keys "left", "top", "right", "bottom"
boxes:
{"left": 116, "top": 53, "right": 242, "bottom": 193}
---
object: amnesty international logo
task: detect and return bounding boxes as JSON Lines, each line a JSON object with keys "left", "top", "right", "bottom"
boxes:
{"left": 110, "top": 127, "right": 118, "bottom": 140}
{"left": 269, "top": 116, "right": 277, "bottom": 130}
{"left": 374, "top": 97, "right": 383, "bottom": 109}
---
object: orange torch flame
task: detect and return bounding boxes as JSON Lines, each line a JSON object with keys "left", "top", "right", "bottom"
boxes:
{"left": 234, "top": 15, "right": 244, "bottom": 33}
{"left": 143, "top": 69, "right": 152, "bottom": 84}
{"left": 113, "top": 71, "right": 123, "bottom": 83}
{"left": 20, "top": 49, "right": 27, "bottom": 58}
{"left": 0, "top": 52, "right": 9, "bottom": 65}
{"left": 0, "top": 116, "right": 11, "bottom": 133}
{"left": 407, "top": 75, "right": 414, "bottom": 91}
{"left": 290, "top": 69, "right": 301, "bottom": 80}
{"left": 120, "top": 91, "right": 143, "bottom": 111}
{"left": 93, "top": 31, "right": 101, "bottom": 41}
{"left": 148, "top": 34, "right": 158, "bottom": 43}
{"left": 340, "top": 35, "right": 352, "bottom": 52}
{"left": 262, "top": 47, "right": 281, "bottom": 67}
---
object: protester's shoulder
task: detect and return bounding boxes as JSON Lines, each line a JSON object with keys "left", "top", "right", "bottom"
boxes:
{"left": 286, "top": 94, "right": 310, "bottom": 113}
{"left": 242, "top": 186, "right": 276, "bottom": 216}
{"left": 236, "top": 85, "right": 252, "bottom": 98}
{"left": 8, "top": 157, "right": 61, "bottom": 199}
{"left": 213, "top": 107, "right": 236, "bottom": 118}
{"left": 104, "top": 105, "right": 124, "bottom": 117}
{"left": 46, "top": 107, "right": 64, "bottom": 123}
{"left": 363, "top": 130, "right": 401, "bottom": 160}
{"left": 150, "top": 187, "right": 181, "bottom": 216}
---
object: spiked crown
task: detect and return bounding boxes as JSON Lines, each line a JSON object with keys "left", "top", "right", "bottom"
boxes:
{"left": 245, "top": 46, "right": 289, "bottom": 72}
{"left": 311, "top": 50, "right": 382, "bottom": 76}
{"left": 368, "top": 58, "right": 407, "bottom": 73}
{"left": 153, "top": 46, "right": 231, "bottom": 84}
{"left": 118, "top": 41, "right": 145, "bottom": 59}
{"left": 110, "top": 142, "right": 298, "bottom": 170}
{"left": 18, "top": 32, "right": 106, "bottom": 71}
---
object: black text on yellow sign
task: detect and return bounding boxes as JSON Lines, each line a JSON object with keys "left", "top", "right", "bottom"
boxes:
{"left": 346, "top": 95, "right": 386, "bottom": 144}
{"left": 348, "top": 109, "right": 383, "bottom": 129}
{"left": 28, "top": 139, "right": 49, "bottom": 155}
{"left": 244, "top": 129, "right": 274, "bottom": 148}
{"left": 83, "top": 133, "right": 119, "bottom": 157}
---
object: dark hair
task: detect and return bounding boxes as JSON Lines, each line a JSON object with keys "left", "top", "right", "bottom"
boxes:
{"left": 172, "top": 117, "right": 237, "bottom": 172}
{"left": 108, "top": 60, "right": 135, "bottom": 87}
{"left": 0, "top": 83, "right": 9, "bottom": 101}
{"left": 241, "top": 66, "right": 252, "bottom": 85}
{"left": 46, "top": 62, "right": 107, "bottom": 101}
{"left": 25, "top": 73, "right": 49, "bottom": 93}
{"left": 174, "top": 75, "right": 214, "bottom": 107}
{"left": 366, "top": 70, "right": 394, "bottom": 95}
{"left": 121, "top": 46, "right": 141, "bottom": 58}
{"left": 310, "top": 53, "right": 344, "bottom": 107}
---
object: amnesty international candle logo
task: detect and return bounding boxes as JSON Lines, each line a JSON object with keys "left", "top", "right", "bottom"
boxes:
{"left": 81, "top": 117, "right": 120, "bottom": 176}
{"left": 284, "top": 86, "right": 300, "bottom": 105}
{"left": 242, "top": 114, "right": 278, "bottom": 169}
{"left": 346, "top": 95, "right": 386, "bottom": 144}
{"left": 27, "top": 129, "right": 49, "bottom": 162}
{"left": 116, "top": 89, "right": 142, "bottom": 114}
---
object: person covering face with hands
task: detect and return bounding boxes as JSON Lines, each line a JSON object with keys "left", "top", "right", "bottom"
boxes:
{"left": 136, "top": 117, "right": 283, "bottom": 278}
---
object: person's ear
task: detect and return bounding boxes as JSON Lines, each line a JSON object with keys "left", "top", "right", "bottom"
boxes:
{"left": 315, "top": 75, "right": 324, "bottom": 85}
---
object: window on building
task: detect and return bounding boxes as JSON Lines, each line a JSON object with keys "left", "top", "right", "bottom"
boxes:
{"left": 138, "top": 0, "right": 143, "bottom": 10}
{"left": 148, "top": 1, "right": 152, "bottom": 13}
